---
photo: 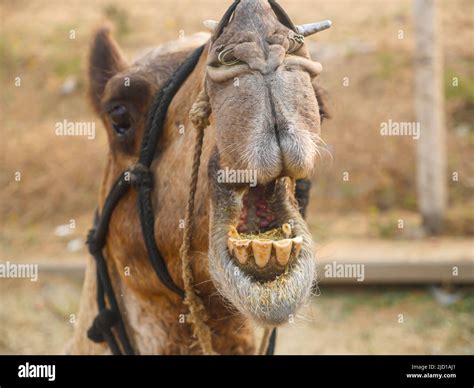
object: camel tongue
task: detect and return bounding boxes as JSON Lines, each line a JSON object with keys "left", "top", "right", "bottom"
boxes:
{"left": 237, "top": 185, "right": 277, "bottom": 233}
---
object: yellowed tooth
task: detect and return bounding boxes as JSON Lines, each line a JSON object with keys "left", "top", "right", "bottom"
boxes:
{"left": 292, "top": 236, "right": 303, "bottom": 258}
{"left": 282, "top": 223, "right": 292, "bottom": 238}
{"left": 252, "top": 240, "right": 272, "bottom": 268}
{"left": 273, "top": 239, "right": 292, "bottom": 266}
{"left": 227, "top": 237, "right": 237, "bottom": 255}
{"left": 228, "top": 226, "right": 239, "bottom": 238}
{"left": 227, "top": 228, "right": 240, "bottom": 255}
{"left": 233, "top": 239, "right": 251, "bottom": 264}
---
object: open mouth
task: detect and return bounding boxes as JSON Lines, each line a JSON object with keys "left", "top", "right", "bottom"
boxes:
{"left": 227, "top": 182, "right": 304, "bottom": 282}
{"left": 208, "top": 173, "right": 316, "bottom": 326}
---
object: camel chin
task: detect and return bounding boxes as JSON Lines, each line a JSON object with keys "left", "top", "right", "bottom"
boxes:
{"left": 209, "top": 177, "right": 316, "bottom": 327}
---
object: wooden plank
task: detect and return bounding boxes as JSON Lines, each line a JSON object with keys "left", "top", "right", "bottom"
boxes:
{"left": 317, "top": 259, "right": 473, "bottom": 285}
{"left": 316, "top": 239, "right": 473, "bottom": 284}
{"left": 36, "top": 259, "right": 474, "bottom": 284}
{"left": 18, "top": 239, "right": 473, "bottom": 284}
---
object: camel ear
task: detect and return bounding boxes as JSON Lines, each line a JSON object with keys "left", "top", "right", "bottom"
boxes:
{"left": 88, "top": 26, "right": 127, "bottom": 113}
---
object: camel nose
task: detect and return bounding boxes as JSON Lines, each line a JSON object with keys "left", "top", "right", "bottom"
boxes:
{"left": 258, "top": 47, "right": 287, "bottom": 75}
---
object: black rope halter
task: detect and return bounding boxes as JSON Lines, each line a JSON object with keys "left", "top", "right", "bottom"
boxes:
{"left": 86, "top": 46, "right": 203, "bottom": 355}
{"left": 211, "top": 0, "right": 301, "bottom": 41}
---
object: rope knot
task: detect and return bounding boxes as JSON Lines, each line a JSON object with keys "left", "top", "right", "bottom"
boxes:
{"left": 87, "top": 308, "right": 118, "bottom": 343}
{"left": 129, "top": 163, "right": 153, "bottom": 190}
{"left": 86, "top": 228, "right": 102, "bottom": 255}
{"left": 189, "top": 89, "right": 212, "bottom": 131}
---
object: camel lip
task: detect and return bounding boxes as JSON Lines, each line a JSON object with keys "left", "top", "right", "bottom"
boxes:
{"left": 208, "top": 175, "right": 316, "bottom": 325}
{"left": 209, "top": 213, "right": 315, "bottom": 326}
{"left": 216, "top": 177, "right": 310, "bottom": 283}
{"left": 223, "top": 230, "right": 308, "bottom": 287}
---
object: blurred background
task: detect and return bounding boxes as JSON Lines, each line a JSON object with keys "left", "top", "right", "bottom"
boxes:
{"left": 1, "top": 0, "right": 473, "bottom": 354}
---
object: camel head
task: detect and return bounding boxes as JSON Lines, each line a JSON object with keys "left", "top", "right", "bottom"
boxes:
{"left": 86, "top": 0, "right": 330, "bottom": 335}
{"left": 204, "top": 0, "right": 330, "bottom": 326}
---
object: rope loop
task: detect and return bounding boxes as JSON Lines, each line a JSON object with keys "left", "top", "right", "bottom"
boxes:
{"left": 86, "top": 228, "right": 102, "bottom": 255}
{"left": 129, "top": 163, "right": 153, "bottom": 190}
{"left": 87, "top": 309, "right": 118, "bottom": 343}
{"left": 189, "top": 89, "right": 212, "bottom": 131}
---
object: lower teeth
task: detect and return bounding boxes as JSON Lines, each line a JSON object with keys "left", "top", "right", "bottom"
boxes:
{"left": 227, "top": 224, "right": 302, "bottom": 268}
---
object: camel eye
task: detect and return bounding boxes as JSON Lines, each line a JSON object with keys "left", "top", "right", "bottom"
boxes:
{"left": 109, "top": 105, "right": 131, "bottom": 136}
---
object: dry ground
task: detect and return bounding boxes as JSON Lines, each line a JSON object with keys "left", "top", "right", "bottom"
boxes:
{"left": 0, "top": 273, "right": 472, "bottom": 355}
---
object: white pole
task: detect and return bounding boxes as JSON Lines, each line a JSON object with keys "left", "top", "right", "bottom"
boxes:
{"left": 413, "top": 0, "right": 447, "bottom": 234}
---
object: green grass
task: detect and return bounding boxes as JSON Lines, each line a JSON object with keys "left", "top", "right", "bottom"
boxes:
{"left": 449, "top": 290, "right": 474, "bottom": 315}
{"left": 103, "top": 4, "right": 130, "bottom": 38}
{"left": 52, "top": 50, "right": 82, "bottom": 78}
{"left": 445, "top": 67, "right": 474, "bottom": 105}
{"left": 369, "top": 207, "right": 403, "bottom": 238}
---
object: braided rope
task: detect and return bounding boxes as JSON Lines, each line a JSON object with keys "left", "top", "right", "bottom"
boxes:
{"left": 181, "top": 89, "right": 276, "bottom": 356}
{"left": 180, "top": 89, "right": 215, "bottom": 355}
